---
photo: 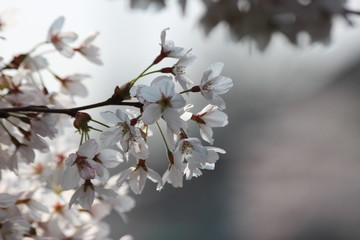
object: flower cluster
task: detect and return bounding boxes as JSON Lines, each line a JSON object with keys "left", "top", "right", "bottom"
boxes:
{"left": 0, "top": 14, "right": 232, "bottom": 239}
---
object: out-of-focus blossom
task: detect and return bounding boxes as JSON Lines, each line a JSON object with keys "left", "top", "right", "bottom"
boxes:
{"left": 56, "top": 73, "right": 90, "bottom": 98}
{"left": 47, "top": 16, "right": 77, "bottom": 58}
{"left": 0, "top": 8, "right": 19, "bottom": 32}
{"left": 75, "top": 32, "right": 103, "bottom": 65}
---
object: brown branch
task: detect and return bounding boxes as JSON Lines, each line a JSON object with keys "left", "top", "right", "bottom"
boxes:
{"left": 0, "top": 99, "right": 143, "bottom": 117}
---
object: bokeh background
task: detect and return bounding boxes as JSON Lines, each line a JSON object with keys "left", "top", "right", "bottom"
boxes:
{"left": 2, "top": 0, "right": 360, "bottom": 239}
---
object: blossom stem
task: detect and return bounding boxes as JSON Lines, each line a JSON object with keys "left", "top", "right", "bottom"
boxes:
{"left": 89, "top": 126, "right": 102, "bottom": 132}
{"left": 179, "top": 89, "right": 192, "bottom": 94}
{"left": 179, "top": 86, "right": 201, "bottom": 94}
{"left": 28, "top": 41, "right": 48, "bottom": 55}
{"left": 130, "top": 63, "right": 155, "bottom": 85}
{"left": 90, "top": 119, "right": 109, "bottom": 128}
{"left": 140, "top": 70, "right": 162, "bottom": 77}
{"left": 79, "top": 132, "right": 84, "bottom": 146}
{"left": 156, "top": 121, "right": 170, "bottom": 153}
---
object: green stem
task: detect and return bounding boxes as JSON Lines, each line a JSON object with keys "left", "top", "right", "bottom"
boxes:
{"left": 140, "top": 70, "right": 162, "bottom": 77}
{"left": 89, "top": 126, "right": 102, "bottom": 132}
{"left": 79, "top": 131, "right": 85, "bottom": 146}
{"left": 130, "top": 63, "right": 155, "bottom": 85}
{"left": 179, "top": 89, "right": 192, "bottom": 94}
{"left": 156, "top": 121, "right": 170, "bottom": 152}
{"left": 90, "top": 119, "right": 109, "bottom": 128}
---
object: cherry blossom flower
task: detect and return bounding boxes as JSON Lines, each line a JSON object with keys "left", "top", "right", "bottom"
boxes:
{"left": 183, "top": 104, "right": 228, "bottom": 144}
{"left": 47, "top": 16, "right": 77, "bottom": 58}
{"left": 0, "top": 8, "right": 19, "bottom": 32}
{"left": 61, "top": 140, "right": 99, "bottom": 189}
{"left": 174, "top": 137, "right": 208, "bottom": 164}
{"left": 160, "top": 28, "right": 185, "bottom": 58}
{"left": 57, "top": 73, "right": 90, "bottom": 98}
{"left": 69, "top": 180, "right": 117, "bottom": 210}
{"left": 171, "top": 50, "right": 196, "bottom": 91}
{"left": 184, "top": 146, "right": 225, "bottom": 180}
{"left": 100, "top": 109, "right": 149, "bottom": 159}
{"left": 200, "top": 62, "right": 233, "bottom": 110}
{"left": 157, "top": 153, "right": 185, "bottom": 190}
{"left": 140, "top": 76, "right": 186, "bottom": 131}
{"left": 93, "top": 148, "right": 123, "bottom": 183}
{"left": 75, "top": 32, "right": 103, "bottom": 65}
{"left": 116, "top": 159, "right": 163, "bottom": 194}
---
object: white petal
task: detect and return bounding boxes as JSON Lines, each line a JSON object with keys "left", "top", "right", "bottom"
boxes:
{"left": 116, "top": 109, "right": 129, "bottom": 122}
{"left": 48, "top": 16, "right": 64, "bottom": 37}
{"left": 77, "top": 139, "right": 98, "bottom": 158}
{"left": 163, "top": 108, "right": 182, "bottom": 132}
{"left": 208, "top": 94, "right": 226, "bottom": 110}
{"left": 69, "top": 188, "right": 81, "bottom": 208}
{"left": 59, "top": 32, "right": 78, "bottom": 43}
{"left": 208, "top": 62, "right": 224, "bottom": 78}
{"left": 79, "top": 186, "right": 95, "bottom": 210}
{"left": 116, "top": 168, "right": 133, "bottom": 187}
{"left": 100, "top": 128, "right": 121, "bottom": 146}
{"left": 100, "top": 111, "right": 120, "bottom": 124}
{"left": 147, "top": 168, "right": 163, "bottom": 186}
{"left": 140, "top": 86, "right": 161, "bottom": 102}
{"left": 158, "top": 78, "right": 175, "bottom": 97}
{"left": 60, "top": 165, "right": 81, "bottom": 190}
{"left": 94, "top": 186, "right": 118, "bottom": 198}
{"left": 160, "top": 28, "right": 169, "bottom": 45}
{"left": 141, "top": 104, "right": 162, "bottom": 125}
{"left": 97, "top": 149, "right": 123, "bottom": 168}
{"left": 200, "top": 125, "right": 214, "bottom": 144}
{"left": 170, "top": 94, "right": 186, "bottom": 109}
{"left": 212, "top": 76, "right": 233, "bottom": 95}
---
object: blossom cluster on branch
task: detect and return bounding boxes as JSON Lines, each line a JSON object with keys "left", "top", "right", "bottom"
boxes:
{"left": 0, "top": 12, "right": 232, "bottom": 239}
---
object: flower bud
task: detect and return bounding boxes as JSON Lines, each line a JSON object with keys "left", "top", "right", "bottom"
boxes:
{"left": 73, "top": 112, "right": 91, "bottom": 130}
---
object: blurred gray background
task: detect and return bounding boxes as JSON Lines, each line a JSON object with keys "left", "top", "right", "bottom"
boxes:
{"left": 3, "top": 0, "right": 360, "bottom": 239}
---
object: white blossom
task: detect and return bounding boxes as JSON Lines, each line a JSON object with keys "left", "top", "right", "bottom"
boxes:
{"left": 160, "top": 28, "right": 185, "bottom": 58}
{"left": 76, "top": 31, "right": 103, "bottom": 65}
{"left": 172, "top": 50, "right": 196, "bottom": 91}
{"left": 140, "top": 76, "right": 186, "bottom": 132}
{"left": 116, "top": 159, "right": 163, "bottom": 194}
{"left": 100, "top": 109, "right": 149, "bottom": 159}
{"left": 47, "top": 16, "right": 77, "bottom": 58}
{"left": 58, "top": 73, "right": 90, "bottom": 98}
{"left": 200, "top": 62, "right": 233, "bottom": 110}
{"left": 184, "top": 104, "right": 228, "bottom": 144}
{"left": 69, "top": 180, "right": 117, "bottom": 210}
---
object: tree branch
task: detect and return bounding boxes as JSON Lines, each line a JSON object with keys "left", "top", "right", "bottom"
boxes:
{"left": 0, "top": 98, "right": 143, "bottom": 117}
